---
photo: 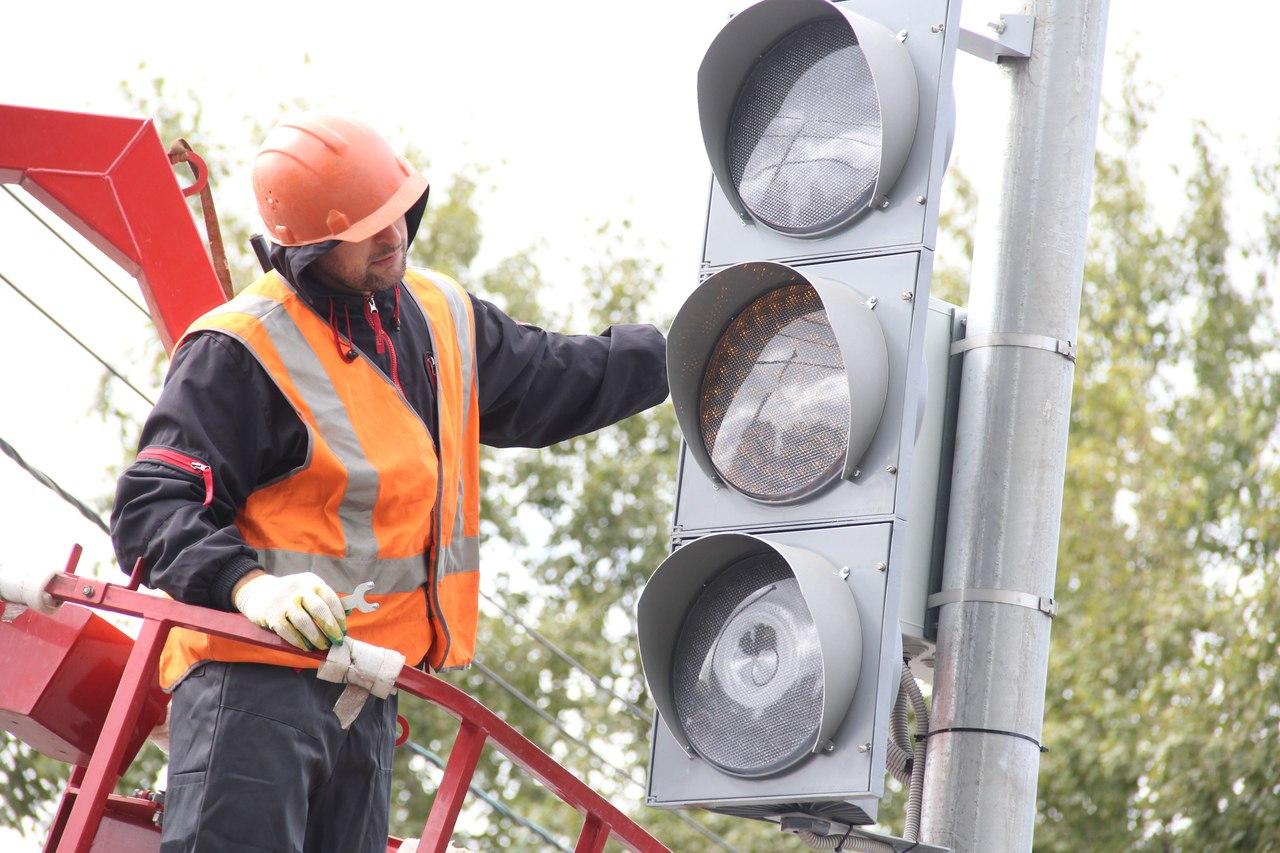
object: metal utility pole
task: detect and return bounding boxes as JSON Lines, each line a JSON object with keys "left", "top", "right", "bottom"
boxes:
{"left": 920, "top": 0, "right": 1110, "bottom": 849}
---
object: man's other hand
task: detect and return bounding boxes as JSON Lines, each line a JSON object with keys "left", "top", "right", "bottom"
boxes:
{"left": 232, "top": 570, "right": 348, "bottom": 651}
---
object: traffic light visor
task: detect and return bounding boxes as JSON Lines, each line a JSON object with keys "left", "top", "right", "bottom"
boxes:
{"left": 638, "top": 533, "right": 862, "bottom": 777}
{"left": 669, "top": 262, "right": 889, "bottom": 503}
{"left": 699, "top": 0, "right": 919, "bottom": 237}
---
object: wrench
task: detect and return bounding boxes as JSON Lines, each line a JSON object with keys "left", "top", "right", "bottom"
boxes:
{"left": 340, "top": 581, "right": 380, "bottom": 614}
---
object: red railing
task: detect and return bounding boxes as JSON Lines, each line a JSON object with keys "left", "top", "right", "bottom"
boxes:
{"left": 37, "top": 553, "right": 667, "bottom": 853}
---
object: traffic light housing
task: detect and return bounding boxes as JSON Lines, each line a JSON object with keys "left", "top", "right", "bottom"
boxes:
{"left": 637, "top": 0, "right": 963, "bottom": 830}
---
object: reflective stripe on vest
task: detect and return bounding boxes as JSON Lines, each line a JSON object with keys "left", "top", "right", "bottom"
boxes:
{"left": 156, "top": 269, "right": 481, "bottom": 689}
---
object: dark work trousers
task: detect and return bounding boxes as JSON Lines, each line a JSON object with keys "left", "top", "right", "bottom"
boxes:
{"left": 161, "top": 661, "right": 396, "bottom": 853}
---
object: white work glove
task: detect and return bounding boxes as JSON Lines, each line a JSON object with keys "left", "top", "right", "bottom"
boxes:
{"left": 232, "top": 571, "right": 347, "bottom": 652}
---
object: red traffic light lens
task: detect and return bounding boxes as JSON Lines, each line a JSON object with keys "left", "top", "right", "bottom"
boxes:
{"left": 699, "top": 284, "right": 849, "bottom": 503}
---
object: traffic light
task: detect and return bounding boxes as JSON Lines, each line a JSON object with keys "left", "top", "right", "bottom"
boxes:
{"left": 637, "top": 0, "right": 963, "bottom": 833}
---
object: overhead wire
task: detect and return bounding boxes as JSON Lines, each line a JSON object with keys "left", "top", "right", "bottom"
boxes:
{"left": 2, "top": 186, "right": 152, "bottom": 319}
{"left": 473, "top": 656, "right": 647, "bottom": 791}
{"left": 478, "top": 590, "right": 648, "bottom": 722}
{"left": 403, "top": 740, "right": 571, "bottom": 851}
{"left": 0, "top": 434, "right": 110, "bottom": 535}
{"left": 0, "top": 270, "right": 156, "bottom": 406}
{"left": 471, "top": 657, "right": 740, "bottom": 853}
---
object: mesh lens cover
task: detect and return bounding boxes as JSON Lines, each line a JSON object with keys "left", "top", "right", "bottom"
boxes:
{"left": 671, "top": 553, "right": 823, "bottom": 777}
{"left": 699, "top": 284, "right": 849, "bottom": 503}
{"left": 727, "top": 18, "right": 882, "bottom": 234}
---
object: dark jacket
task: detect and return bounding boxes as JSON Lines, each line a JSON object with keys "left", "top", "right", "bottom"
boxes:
{"left": 109, "top": 237, "right": 668, "bottom": 612}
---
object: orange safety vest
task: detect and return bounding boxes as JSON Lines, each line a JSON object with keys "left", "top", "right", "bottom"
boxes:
{"left": 157, "top": 269, "right": 481, "bottom": 690}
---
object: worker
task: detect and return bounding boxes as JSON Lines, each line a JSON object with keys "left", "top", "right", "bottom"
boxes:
{"left": 109, "top": 113, "right": 669, "bottom": 852}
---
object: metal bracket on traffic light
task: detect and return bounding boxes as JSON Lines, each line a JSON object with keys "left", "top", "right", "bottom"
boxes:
{"left": 950, "top": 332, "right": 1076, "bottom": 362}
{"left": 957, "top": 14, "right": 1035, "bottom": 63}
{"left": 927, "top": 587, "right": 1058, "bottom": 618}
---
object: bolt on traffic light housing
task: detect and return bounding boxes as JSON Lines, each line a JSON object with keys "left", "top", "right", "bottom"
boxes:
{"left": 698, "top": 0, "right": 920, "bottom": 237}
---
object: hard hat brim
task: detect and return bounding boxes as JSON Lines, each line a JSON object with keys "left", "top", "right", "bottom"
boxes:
{"left": 271, "top": 171, "right": 429, "bottom": 247}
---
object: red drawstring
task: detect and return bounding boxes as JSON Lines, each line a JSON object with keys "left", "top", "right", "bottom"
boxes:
{"left": 393, "top": 286, "right": 402, "bottom": 331}
{"left": 328, "top": 301, "right": 358, "bottom": 361}
{"left": 344, "top": 304, "right": 354, "bottom": 348}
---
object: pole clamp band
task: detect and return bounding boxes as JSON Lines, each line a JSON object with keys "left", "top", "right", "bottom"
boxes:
{"left": 928, "top": 587, "right": 1058, "bottom": 618}
{"left": 926, "top": 726, "right": 1047, "bottom": 753}
{"left": 951, "top": 332, "right": 1076, "bottom": 362}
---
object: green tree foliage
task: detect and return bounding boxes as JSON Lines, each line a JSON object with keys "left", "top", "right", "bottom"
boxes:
{"left": 1033, "top": 72, "right": 1280, "bottom": 851}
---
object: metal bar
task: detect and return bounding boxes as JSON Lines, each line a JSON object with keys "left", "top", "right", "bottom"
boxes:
{"left": 34, "top": 574, "right": 670, "bottom": 852}
{"left": 41, "top": 764, "right": 86, "bottom": 853}
{"left": 55, "top": 618, "right": 167, "bottom": 853}
{"left": 404, "top": 740, "right": 571, "bottom": 852}
{"left": 575, "top": 816, "right": 609, "bottom": 853}
{"left": 420, "top": 722, "right": 487, "bottom": 852}
{"left": 0, "top": 104, "right": 227, "bottom": 351}
{"left": 921, "top": 0, "right": 1111, "bottom": 849}
{"left": 957, "top": 15, "right": 1035, "bottom": 63}
{"left": 472, "top": 657, "right": 648, "bottom": 790}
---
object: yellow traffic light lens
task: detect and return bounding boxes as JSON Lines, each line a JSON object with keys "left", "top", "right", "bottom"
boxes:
{"left": 671, "top": 553, "right": 824, "bottom": 777}
{"left": 728, "top": 19, "right": 881, "bottom": 234}
{"left": 699, "top": 284, "right": 849, "bottom": 502}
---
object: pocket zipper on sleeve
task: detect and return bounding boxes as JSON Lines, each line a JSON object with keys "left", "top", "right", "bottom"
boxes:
{"left": 137, "top": 447, "right": 214, "bottom": 507}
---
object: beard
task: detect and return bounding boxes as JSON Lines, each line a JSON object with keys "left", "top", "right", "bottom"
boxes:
{"left": 358, "top": 252, "right": 406, "bottom": 292}
{"left": 315, "top": 247, "right": 406, "bottom": 294}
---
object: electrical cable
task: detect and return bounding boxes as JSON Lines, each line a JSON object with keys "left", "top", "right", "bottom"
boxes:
{"left": 403, "top": 739, "right": 571, "bottom": 851}
{"left": 2, "top": 186, "right": 152, "bottom": 318}
{"left": 471, "top": 657, "right": 740, "bottom": 853}
{"left": 0, "top": 270, "right": 156, "bottom": 406}
{"left": 473, "top": 656, "right": 647, "bottom": 791}
{"left": 478, "top": 590, "right": 648, "bottom": 722}
{"left": 0, "top": 434, "right": 110, "bottom": 535}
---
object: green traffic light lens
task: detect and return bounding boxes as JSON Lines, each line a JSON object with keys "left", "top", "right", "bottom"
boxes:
{"left": 727, "top": 18, "right": 882, "bottom": 235}
{"left": 699, "top": 284, "right": 849, "bottom": 503}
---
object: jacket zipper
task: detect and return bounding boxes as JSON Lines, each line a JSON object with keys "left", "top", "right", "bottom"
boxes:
{"left": 363, "top": 294, "right": 403, "bottom": 394}
{"left": 137, "top": 447, "right": 214, "bottom": 507}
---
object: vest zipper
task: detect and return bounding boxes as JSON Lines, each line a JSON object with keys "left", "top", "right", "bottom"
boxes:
{"left": 422, "top": 348, "right": 451, "bottom": 666}
{"left": 363, "top": 294, "right": 403, "bottom": 394}
{"left": 137, "top": 447, "right": 214, "bottom": 507}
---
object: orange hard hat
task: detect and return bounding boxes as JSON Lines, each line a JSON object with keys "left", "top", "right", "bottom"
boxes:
{"left": 253, "top": 113, "right": 429, "bottom": 247}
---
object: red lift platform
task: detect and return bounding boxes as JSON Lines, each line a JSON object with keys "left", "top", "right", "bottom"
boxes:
{"left": 0, "top": 104, "right": 668, "bottom": 853}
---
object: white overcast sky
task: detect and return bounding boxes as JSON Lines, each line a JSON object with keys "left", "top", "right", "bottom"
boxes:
{"left": 0, "top": 0, "right": 1278, "bottom": 841}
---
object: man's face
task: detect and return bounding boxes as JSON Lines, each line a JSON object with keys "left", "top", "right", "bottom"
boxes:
{"left": 311, "top": 215, "right": 408, "bottom": 294}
